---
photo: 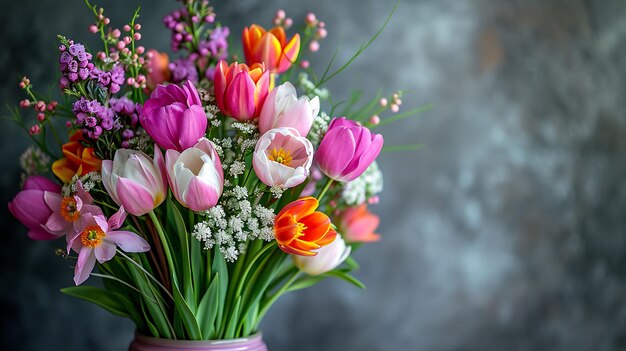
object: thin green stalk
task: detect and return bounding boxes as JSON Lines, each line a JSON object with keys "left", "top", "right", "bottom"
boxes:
{"left": 117, "top": 249, "right": 174, "bottom": 301}
{"left": 317, "top": 178, "right": 334, "bottom": 202}
{"left": 90, "top": 272, "right": 157, "bottom": 304}
{"left": 148, "top": 210, "right": 176, "bottom": 280}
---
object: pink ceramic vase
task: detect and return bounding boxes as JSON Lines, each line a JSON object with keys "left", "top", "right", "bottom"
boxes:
{"left": 129, "top": 333, "right": 268, "bottom": 351}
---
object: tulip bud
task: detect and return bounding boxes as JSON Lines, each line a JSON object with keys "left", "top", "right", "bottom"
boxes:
{"left": 101, "top": 147, "right": 168, "bottom": 216}
{"left": 258, "top": 82, "right": 319, "bottom": 136}
{"left": 293, "top": 235, "right": 351, "bottom": 275}
{"left": 315, "top": 117, "right": 384, "bottom": 182}
{"left": 165, "top": 139, "right": 224, "bottom": 211}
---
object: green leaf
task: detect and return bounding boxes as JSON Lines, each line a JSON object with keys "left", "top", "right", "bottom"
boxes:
{"left": 197, "top": 273, "right": 220, "bottom": 339}
{"left": 211, "top": 247, "right": 228, "bottom": 333}
{"left": 286, "top": 275, "right": 327, "bottom": 292}
{"left": 223, "top": 296, "right": 242, "bottom": 339}
{"left": 167, "top": 199, "right": 195, "bottom": 311}
{"left": 140, "top": 301, "right": 160, "bottom": 338}
{"left": 61, "top": 286, "right": 130, "bottom": 319}
{"left": 126, "top": 259, "right": 174, "bottom": 338}
{"left": 172, "top": 278, "right": 203, "bottom": 340}
{"left": 324, "top": 270, "right": 366, "bottom": 289}
{"left": 344, "top": 256, "right": 360, "bottom": 271}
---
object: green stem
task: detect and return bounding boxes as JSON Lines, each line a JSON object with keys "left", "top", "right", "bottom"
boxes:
{"left": 317, "top": 178, "right": 334, "bottom": 202}
{"left": 117, "top": 249, "right": 174, "bottom": 301}
{"left": 256, "top": 271, "right": 300, "bottom": 324}
{"left": 90, "top": 272, "right": 157, "bottom": 304}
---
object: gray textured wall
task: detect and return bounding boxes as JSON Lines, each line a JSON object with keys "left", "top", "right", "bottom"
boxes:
{"left": 2, "top": 0, "right": 626, "bottom": 350}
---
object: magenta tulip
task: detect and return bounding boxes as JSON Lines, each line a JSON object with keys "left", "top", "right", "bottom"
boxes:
{"left": 101, "top": 147, "right": 168, "bottom": 216}
{"left": 165, "top": 138, "right": 224, "bottom": 211}
{"left": 258, "top": 82, "right": 319, "bottom": 136}
{"left": 140, "top": 80, "right": 207, "bottom": 151}
{"left": 315, "top": 117, "right": 383, "bottom": 182}
{"left": 8, "top": 176, "right": 61, "bottom": 240}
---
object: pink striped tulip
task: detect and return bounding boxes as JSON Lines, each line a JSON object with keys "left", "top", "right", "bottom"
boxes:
{"left": 140, "top": 80, "right": 207, "bottom": 151}
{"left": 165, "top": 138, "right": 224, "bottom": 211}
{"left": 315, "top": 117, "right": 384, "bottom": 182}
{"left": 293, "top": 234, "right": 351, "bottom": 275}
{"left": 258, "top": 82, "right": 319, "bottom": 136}
{"left": 101, "top": 147, "right": 168, "bottom": 216}
{"left": 213, "top": 60, "right": 271, "bottom": 121}
{"left": 8, "top": 176, "right": 61, "bottom": 240}
{"left": 253, "top": 127, "right": 313, "bottom": 188}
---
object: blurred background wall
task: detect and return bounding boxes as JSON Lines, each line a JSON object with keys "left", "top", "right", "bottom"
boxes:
{"left": 2, "top": 0, "right": 626, "bottom": 350}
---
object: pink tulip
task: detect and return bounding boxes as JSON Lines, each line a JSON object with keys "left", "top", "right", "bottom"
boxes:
{"left": 338, "top": 204, "right": 381, "bottom": 243}
{"left": 315, "top": 117, "right": 383, "bottom": 182}
{"left": 44, "top": 181, "right": 103, "bottom": 237}
{"left": 253, "top": 127, "right": 313, "bottom": 188}
{"left": 67, "top": 207, "right": 150, "bottom": 285}
{"left": 101, "top": 147, "right": 168, "bottom": 216}
{"left": 140, "top": 80, "right": 207, "bottom": 151}
{"left": 258, "top": 82, "right": 319, "bottom": 136}
{"left": 165, "top": 138, "right": 224, "bottom": 211}
{"left": 213, "top": 60, "right": 271, "bottom": 121}
{"left": 293, "top": 235, "right": 351, "bottom": 275}
{"left": 8, "top": 176, "right": 60, "bottom": 240}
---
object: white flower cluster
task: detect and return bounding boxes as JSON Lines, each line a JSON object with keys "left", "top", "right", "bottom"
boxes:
{"left": 129, "top": 130, "right": 153, "bottom": 154}
{"left": 19, "top": 146, "right": 50, "bottom": 181}
{"left": 308, "top": 111, "right": 331, "bottom": 145}
{"left": 62, "top": 172, "right": 102, "bottom": 197}
{"left": 341, "top": 161, "right": 384, "bottom": 206}
{"left": 192, "top": 187, "right": 276, "bottom": 262}
{"left": 199, "top": 89, "right": 222, "bottom": 128}
{"left": 191, "top": 128, "right": 276, "bottom": 262}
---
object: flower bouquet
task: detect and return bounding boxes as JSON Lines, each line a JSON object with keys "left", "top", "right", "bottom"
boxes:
{"left": 7, "top": 0, "right": 421, "bottom": 349}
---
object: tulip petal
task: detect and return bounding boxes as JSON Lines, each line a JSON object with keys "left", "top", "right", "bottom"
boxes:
{"left": 116, "top": 178, "right": 156, "bottom": 216}
{"left": 107, "top": 206, "right": 127, "bottom": 231}
{"left": 185, "top": 177, "right": 220, "bottom": 211}
{"left": 106, "top": 230, "right": 150, "bottom": 253}
{"left": 94, "top": 241, "right": 116, "bottom": 263}
{"left": 74, "top": 247, "right": 96, "bottom": 285}
{"left": 277, "top": 197, "right": 318, "bottom": 220}
{"left": 28, "top": 229, "right": 59, "bottom": 241}
{"left": 299, "top": 212, "right": 331, "bottom": 242}
{"left": 23, "top": 176, "right": 61, "bottom": 192}
{"left": 226, "top": 72, "right": 256, "bottom": 119}
{"left": 316, "top": 127, "right": 356, "bottom": 179}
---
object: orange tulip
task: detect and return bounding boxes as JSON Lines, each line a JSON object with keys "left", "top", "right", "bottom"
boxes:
{"left": 242, "top": 24, "right": 300, "bottom": 74}
{"left": 338, "top": 204, "right": 381, "bottom": 243}
{"left": 146, "top": 49, "right": 171, "bottom": 90}
{"left": 52, "top": 132, "right": 102, "bottom": 183}
{"left": 274, "top": 197, "right": 337, "bottom": 256}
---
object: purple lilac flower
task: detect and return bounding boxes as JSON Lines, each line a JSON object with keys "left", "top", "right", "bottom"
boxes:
{"left": 72, "top": 98, "right": 116, "bottom": 139}
{"left": 109, "top": 97, "right": 140, "bottom": 147}
{"left": 198, "top": 26, "right": 229, "bottom": 60}
{"left": 91, "top": 64, "right": 125, "bottom": 94}
{"left": 168, "top": 57, "right": 198, "bottom": 83}
{"left": 58, "top": 41, "right": 94, "bottom": 89}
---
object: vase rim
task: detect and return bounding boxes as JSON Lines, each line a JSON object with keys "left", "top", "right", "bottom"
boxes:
{"left": 134, "top": 331, "right": 264, "bottom": 347}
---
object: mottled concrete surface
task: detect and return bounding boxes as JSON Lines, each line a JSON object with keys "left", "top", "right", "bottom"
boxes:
{"left": 2, "top": 0, "right": 626, "bottom": 350}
